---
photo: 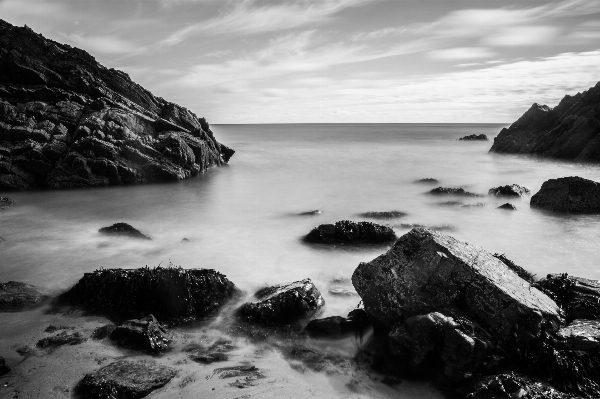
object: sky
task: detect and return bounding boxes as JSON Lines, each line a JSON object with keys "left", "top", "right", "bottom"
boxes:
{"left": 1, "top": 0, "right": 600, "bottom": 123}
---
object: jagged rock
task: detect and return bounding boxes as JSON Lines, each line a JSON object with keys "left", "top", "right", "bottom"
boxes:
{"left": 0, "top": 281, "right": 44, "bottom": 311}
{"left": 535, "top": 274, "right": 600, "bottom": 322}
{"left": 77, "top": 360, "right": 176, "bottom": 398}
{"left": 0, "top": 20, "right": 233, "bottom": 191}
{"left": 530, "top": 176, "right": 600, "bottom": 213}
{"left": 352, "top": 228, "right": 562, "bottom": 337}
{"left": 0, "top": 357, "right": 10, "bottom": 376}
{"left": 459, "top": 134, "right": 488, "bottom": 141}
{"left": 498, "top": 203, "right": 517, "bottom": 210}
{"left": 490, "top": 82, "right": 600, "bottom": 161}
{"left": 36, "top": 331, "right": 86, "bottom": 348}
{"left": 415, "top": 178, "right": 439, "bottom": 184}
{"left": 460, "top": 372, "right": 580, "bottom": 399}
{"left": 357, "top": 211, "right": 407, "bottom": 219}
{"left": 98, "top": 222, "right": 151, "bottom": 240}
{"left": 238, "top": 279, "right": 324, "bottom": 325}
{"left": 305, "top": 308, "right": 371, "bottom": 339}
{"left": 110, "top": 315, "right": 172, "bottom": 352}
{"left": 0, "top": 196, "right": 13, "bottom": 209}
{"left": 60, "top": 266, "right": 238, "bottom": 321}
{"left": 429, "top": 187, "right": 483, "bottom": 197}
{"left": 303, "top": 220, "right": 396, "bottom": 245}
{"left": 489, "top": 184, "right": 530, "bottom": 197}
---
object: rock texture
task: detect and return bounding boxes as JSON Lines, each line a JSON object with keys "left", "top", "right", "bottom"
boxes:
{"left": 110, "top": 314, "right": 172, "bottom": 352}
{"left": 459, "top": 134, "right": 488, "bottom": 141}
{"left": 60, "top": 266, "right": 238, "bottom": 321}
{"left": 0, "top": 20, "right": 233, "bottom": 191}
{"left": 303, "top": 220, "right": 397, "bottom": 245}
{"left": 490, "top": 82, "right": 600, "bottom": 161}
{"left": 535, "top": 273, "right": 600, "bottom": 322}
{"left": 238, "top": 279, "right": 325, "bottom": 325}
{"left": 530, "top": 176, "right": 600, "bottom": 213}
{"left": 0, "top": 281, "right": 44, "bottom": 311}
{"left": 98, "top": 222, "right": 151, "bottom": 240}
{"left": 77, "top": 360, "right": 176, "bottom": 398}
{"left": 488, "top": 184, "right": 530, "bottom": 197}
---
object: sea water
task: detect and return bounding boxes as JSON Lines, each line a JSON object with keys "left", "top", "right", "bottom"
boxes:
{"left": 1, "top": 123, "right": 600, "bottom": 397}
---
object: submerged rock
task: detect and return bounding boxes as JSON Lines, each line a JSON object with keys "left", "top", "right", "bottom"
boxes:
{"left": 98, "top": 222, "right": 151, "bottom": 240}
{"left": 357, "top": 211, "right": 407, "bottom": 219}
{"left": 498, "top": 203, "right": 517, "bottom": 210}
{"left": 110, "top": 314, "right": 172, "bottom": 352}
{"left": 36, "top": 331, "right": 86, "bottom": 348}
{"left": 60, "top": 266, "right": 238, "bottom": 321}
{"left": 92, "top": 324, "right": 116, "bottom": 340}
{"left": 459, "top": 134, "right": 488, "bottom": 141}
{"left": 489, "top": 184, "right": 530, "bottom": 197}
{"left": 429, "top": 187, "right": 483, "bottom": 197}
{"left": 530, "top": 176, "right": 600, "bottom": 213}
{"left": 188, "top": 338, "right": 236, "bottom": 364}
{"left": 415, "top": 178, "right": 439, "bottom": 184}
{"left": 297, "top": 210, "right": 322, "bottom": 216}
{"left": 303, "top": 220, "right": 396, "bottom": 245}
{"left": 0, "top": 281, "right": 44, "bottom": 311}
{"left": 238, "top": 279, "right": 325, "bottom": 325}
{"left": 535, "top": 273, "right": 600, "bottom": 322}
{"left": 77, "top": 360, "right": 176, "bottom": 398}
{"left": 305, "top": 308, "right": 371, "bottom": 340}
{"left": 0, "top": 357, "right": 10, "bottom": 376}
{"left": 0, "top": 197, "right": 13, "bottom": 210}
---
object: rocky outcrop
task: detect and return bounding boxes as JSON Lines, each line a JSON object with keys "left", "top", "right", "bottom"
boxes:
{"left": 459, "top": 134, "right": 488, "bottom": 141}
{"left": 110, "top": 314, "right": 172, "bottom": 352}
{"left": 490, "top": 82, "right": 600, "bottom": 161}
{"left": 0, "top": 281, "right": 44, "bottom": 311}
{"left": 77, "top": 360, "right": 176, "bottom": 398}
{"left": 98, "top": 222, "right": 151, "bottom": 240}
{"left": 488, "top": 184, "right": 530, "bottom": 197}
{"left": 530, "top": 176, "right": 600, "bottom": 213}
{"left": 535, "top": 274, "right": 600, "bottom": 322}
{"left": 303, "top": 220, "right": 397, "bottom": 245}
{"left": 238, "top": 279, "right": 324, "bottom": 325}
{"left": 0, "top": 20, "right": 233, "bottom": 191}
{"left": 429, "top": 187, "right": 483, "bottom": 197}
{"left": 60, "top": 266, "right": 238, "bottom": 321}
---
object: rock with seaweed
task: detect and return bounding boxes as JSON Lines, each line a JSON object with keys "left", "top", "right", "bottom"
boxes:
{"left": 109, "top": 314, "right": 172, "bottom": 352}
{"left": 0, "top": 281, "right": 45, "bottom": 311}
{"left": 0, "top": 19, "right": 233, "bottom": 191}
{"left": 60, "top": 266, "right": 238, "bottom": 321}
{"left": 303, "top": 220, "right": 397, "bottom": 245}
{"left": 535, "top": 273, "right": 600, "bottom": 322}
{"left": 488, "top": 184, "right": 530, "bottom": 197}
{"left": 530, "top": 176, "right": 600, "bottom": 213}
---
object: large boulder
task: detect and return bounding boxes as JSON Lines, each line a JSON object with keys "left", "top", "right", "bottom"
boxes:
{"left": 488, "top": 184, "right": 530, "bottom": 197}
{"left": 0, "top": 20, "right": 233, "bottom": 191}
{"left": 303, "top": 220, "right": 396, "bottom": 245}
{"left": 490, "top": 82, "right": 600, "bottom": 161}
{"left": 530, "top": 176, "right": 600, "bottom": 213}
{"left": 352, "top": 228, "right": 562, "bottom": 337}
{"left": 0, "top": 281, "right": 44, "bottom": 311}
{"left": 77, "top": 360, "right": 176, "bottom": 398}
{"left": 535, "top": 273, "right": 600, "bottom": 322}
{"left": 60, "top": 266, "right": 238, "bottom": 321}
{"left": 109, "top": 314, "right": 172, "bottom": 352}
{"left": 238, "top": 279, "right": 325, "bottom": 325}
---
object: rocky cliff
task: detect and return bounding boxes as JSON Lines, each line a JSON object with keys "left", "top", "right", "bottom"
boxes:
{"left": 0, "top": 20, "right": 234, "bottom": 190}
{"left": 490, "top": 82, "right": 600, "bottom": 161}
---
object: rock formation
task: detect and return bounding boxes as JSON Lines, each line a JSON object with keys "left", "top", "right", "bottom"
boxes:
{"left": 0, "top": 20, "right": 233, "bottom": 190}
{"left": 490, "top": 82, "right": 600, "bottom": 161}
{"left": 357, "top": 211, "right": 407, "bottom": 219}
{"left": 459, "top": 134, "right": 488, "bottom": 141}
{"left": 303, "top": 220, "right": 397, "bottom": 245}
{"left": 98, "top": 222, "right": 151, "bottom": 240}
{"left": 530, "top": 176, "right": 600, "bottom": 213}
{"left": 488, "top": 184, "right": 530, "bottom": 197}
{"left": 109, "top": 314, "right": 172, "bottom": 352}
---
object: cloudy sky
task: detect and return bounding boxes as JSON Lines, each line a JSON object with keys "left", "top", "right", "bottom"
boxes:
{"left": 1, "top": 0, "right": 600, "bottom": 123}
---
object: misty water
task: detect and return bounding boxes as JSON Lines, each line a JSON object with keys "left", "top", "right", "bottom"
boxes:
{"left": 2, "top": 123, "right": 600, "bottom": 397}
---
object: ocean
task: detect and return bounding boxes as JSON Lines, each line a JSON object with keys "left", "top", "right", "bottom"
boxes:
{"left": 2, "top": 123, "right": 600, "bottom": 398}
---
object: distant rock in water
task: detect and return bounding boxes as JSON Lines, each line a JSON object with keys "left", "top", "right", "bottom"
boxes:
{"left": 60, "top": 266, "right": 238, "bottom": 321}
{"left": 490, "top": 82, "right": 600, "bottom": 161}
{"left": 0, "top": 197, "right": 13, "bottom": 210}
{"left": 414, "top": 178, "right": 439, "bottom": 184}
{"left": 436, "top": 200, "right": 463, "bottom": 206}
{"left": 0, "top": 281, "right": 44, "bottom": 312}
{"left": 530, "top": 176, "right": 600, "bottom": 213}
{"left": 304, "top": 220, "right": 397, "bottom": 245}
{"left": 461, "top": 203, "right": 486, "bottom": 208}
{"left": 459, "top": 134, "right": 488, "bottom": 141}
{"left": 98, "top": 222, "right": 151, "bottom": 240}
{"left": 0, "top": 20, "right": 233, "bottom": 191}
{"left": 297, "top": 210, "right": 322, "bottom": 216}
{"left": 498, "top": 203, "right": 517, "bottom": 210}
{"left": 357, "top": 211, "right": 407, "bottom": 219}
{"left": 489, "top": 184, "right": 530, "bottom": 197}
{"left": 429, "top": 187, "right": 483, "bottom": 197}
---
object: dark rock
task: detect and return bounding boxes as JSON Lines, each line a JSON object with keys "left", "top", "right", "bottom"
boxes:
{"left": 459, "top": 134, "right": 488, "bottom": 141}
{"left": 497, "top": 203, "right": 517, "bottom": 210}
{"left": 530, "top": 176, "right": 600, "bottom": 213}
{"left": 535, "top": 273, "right": 600, "bottom": 322}
{"left": 0, "top": 196, "right": 13, "bottom": 209}
{"left": 92, "top": 324, "right": 116, "bottom": 340}
{"left": 492, "top": 253, "right": 534, "bottom": 284}
{"left": 429, "top": 187, "right": 483, "bottom": 197}
{"left": 303, "top": 220, "right": 396, "bottom": 245}
{"left": 437, "top": 201, "right": 463, "bottom": 206}
{"left": 0, "top": 281, "right": 44, "bottom": 311}
{"left": 297, "top": 210, "right": 322, "bottom": 216}
{"left": 357, "top": 211, "right": 407, "bottom": 219}
{"left": 0, "top": 20, "right": 233, "bottom": 191}
{"left": 238, "top": 279, "right": 325, "bottom": 325}
{"left": 490, "top": 82, "right": 600, "bottom": 162}
{"left": 0, "top": 356, "right": 10, "bottom": 376}
{"left": 460, "top": 372, "right": 579, "bottom": 399}
{"left": 36, "top": 331, "right": 86, "bottom": 348}
{"left": 489, "top": 184, "right": 530, "bottom": 197}
{"left": 60, "top": 266, "right": 238, "bottom": 321}
{"left": 98, "top": 222, "right": 151, "bottom": 240}
{"left": 109, "top": 314, "right": 172, "bottom": 352}
{"left": 415, "top": 178, "right": 439, "bottom": 184}
{"left": 305, "top": 308, "right": 371, "bottom": 340}
{"left": 76, "top": 360, "right": 176, "bottom": 398}
{"left": 352, "top": 228, "right": 562, "bottom": 335}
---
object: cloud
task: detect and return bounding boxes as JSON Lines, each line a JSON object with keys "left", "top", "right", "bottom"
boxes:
{"left": 428, "top": 47, "right": 496, "bottom": 60}
{"left": 483, "top": 26, "right": 560, "bottom": 46}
